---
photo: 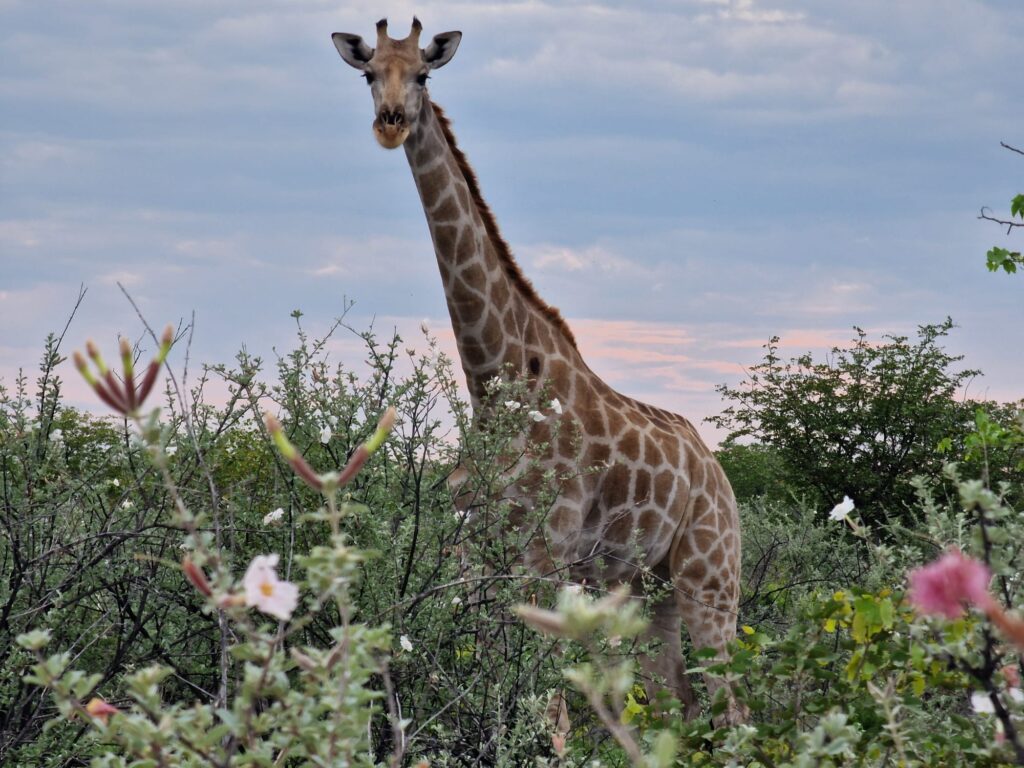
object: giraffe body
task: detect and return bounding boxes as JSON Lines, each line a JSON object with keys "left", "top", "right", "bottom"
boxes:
{"left": 333, "top": 19, "right": 744, "bottom": 725}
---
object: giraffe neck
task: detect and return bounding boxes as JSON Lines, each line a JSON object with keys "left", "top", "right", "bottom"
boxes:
{"left": 404, "top": 100, "right": 579, "bottom": 404}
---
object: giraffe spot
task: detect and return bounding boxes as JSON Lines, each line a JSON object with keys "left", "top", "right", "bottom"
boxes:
{"left": 557, "top": 421, "right": 576, "bottom": 457}
{"left": 461, "top": 262, "right": 486, "bottom": 288}
{"left": 644, "top": 435, "right": 664, "bottom": 467}
{"left": 634, "top": 469, "right": 651, "bottom": 502}
{"left": 481, "top": 312, "right": 502, "bottom": 348}
{"left": 602, "top": 463, "right": 631, "bottom": 510}
{"left": 462, "top": 337, "right": 487, "bottom": 367}
{"left": 689, "top": 456, "right": 707, "bottom": 490}
{"left": 708, "top": 546, "right": 725, "bottom": 568}
{"left": 638, "top": 509, "right": 661, "bottom": 539}
{"left": 605, "top": 407, "right": 625, "bottom": 437}
{"left": 604, "top": 510, "right": 635, "bottom": 545}
{"left": 434, "top": 221, "right": 458, "bottom": 246}
{"left": 453, "top": 287, "right": 485, "bottom": 323}
{"left": 580, "top": 405, "right": 605, "bottom": 438}
{"left": 662, "top": 438, "right": 680, "bottom": 469}
{"left": 691, "top": 527, "right": 717, "bottom": 553}
{"left": 455, "top": 229, "right": 475, "bottom": 264}
{"left": 616, "top": 430, "right": 640, "bottom": 462}
{"left": 583, "top": 500, "right": 603, "bottom": 533}
{"left": 679, "top": 557, "right": 707, "bottom": 582}
{"left": 548, "top": 359, "right": 571, "bottom": 390}
{"left": 549, "top": 505, "right": 579, "bottom": 536}
{"left": 529, "top": 356, "right": 541, "bottom": 375}
{"left": 457, "top": 184, "right": 471, "bottom": 211}
{"left": 433, "top": 195, "right": 460, "bottom": 223}
{"left": 584, "top": 442, "right": 611, "bottom": 466}
{"left": 420, "top": 165, "right": 449, "bottom": 206}
{"left": 505, "top": 311, "right": 519, "bottom": 337}
{"left": 489, "top": 278, "right": 509, "bottom": 307}
{"left": 653, "top": 470, "right": 676, "bottom": 508}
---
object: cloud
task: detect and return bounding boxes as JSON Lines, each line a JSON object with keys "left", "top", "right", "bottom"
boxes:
{"left": 523, "top": 243, "right": 635, "bottom": 274}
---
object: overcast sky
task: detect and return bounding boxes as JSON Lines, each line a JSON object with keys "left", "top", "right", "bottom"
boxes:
{"left": 2, "top": 0, "right": 1022, "bottom": 445}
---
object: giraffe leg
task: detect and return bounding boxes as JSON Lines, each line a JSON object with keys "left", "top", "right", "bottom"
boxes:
{"left": 637, "top": 587, "right": 701, "bottom": 720}
{"left": 670, "top": 498, "right": 747, "bottom": 727}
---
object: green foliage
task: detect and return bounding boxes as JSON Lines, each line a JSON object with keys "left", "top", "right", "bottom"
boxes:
{"left": 715, "top": 440, "right": 790, "bottom": 504}
{"left": 710, "top": 319, "right": 985, "bottom": 526}
{"left": 987, "top": 247, "right": 1024, "bottom": 275}
{"left": 3, "top": 314, "right": 1024, "bottom": 767}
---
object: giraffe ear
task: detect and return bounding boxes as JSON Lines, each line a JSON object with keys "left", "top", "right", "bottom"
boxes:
{"left": 332, "top": 33, "right": 374, "bottom": 69}
{"left": 423, "top": 31, "right": 461, "bottom": 69}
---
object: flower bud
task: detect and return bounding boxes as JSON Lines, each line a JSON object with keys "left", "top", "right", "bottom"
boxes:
{"left": 182, "top": 557, "right": 212, "bottom": 597}
{"left": 84, "top": 697, "right": 119, "bottom": 725}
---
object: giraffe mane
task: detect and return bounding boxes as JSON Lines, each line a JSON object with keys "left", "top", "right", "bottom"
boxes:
{"left": 430, "top": 101, "right": 578, "bottom": 350}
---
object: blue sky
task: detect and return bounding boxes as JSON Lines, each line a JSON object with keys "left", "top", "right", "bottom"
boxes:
{"left": 2, "top": 0, "right": 1022, "bottom": 444}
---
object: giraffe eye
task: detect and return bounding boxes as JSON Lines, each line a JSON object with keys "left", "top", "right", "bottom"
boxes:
{"left": 416, "top": 72, "right": 429, "bottom": 87}
{"left": 363, "top": 71, "right": 375, "bottom": 85}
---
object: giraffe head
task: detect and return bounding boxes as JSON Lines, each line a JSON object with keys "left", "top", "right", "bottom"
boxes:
{"left": 332, "top": 18, "right": 462, "bottom": 149}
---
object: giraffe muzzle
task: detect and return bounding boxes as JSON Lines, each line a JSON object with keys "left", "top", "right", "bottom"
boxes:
{"left": 374, "top": 108, "right": 409, "bottom": 149}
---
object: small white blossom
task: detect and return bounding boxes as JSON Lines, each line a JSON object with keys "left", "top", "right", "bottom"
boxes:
{"left": 451, "top": 596, "right": 463, "bottom": 606}
{"left": 399, "top": 635, "right": 413, "bottom": 652}
{"left": 528, "top": 410, "right": 545, "bottom": 423}
{"left": 504, "top": 400, "right": 522, "bottom": 411}
{"left": 420, "top": 319, "right": 430, "bottom": 335}
{"left": 320, "top": 424, "right": 333, "bottom": 444}
{"left": 550, "top": 398, "right": 562, "bottom": 415}
{"left": 971, "top": 691, "right": 995, "bottom": 714}
{"left": 243, "top": 554, "right": 299, "bottom": 621}
{"left": 165, "top": 445, "right": 177, "bottom": 456}
{"left": 111, "top": 478, "right": 120, "bottom": 488}
{"left": 49, "top": 429, "right": 63, "bottom": 442}
{"left": 828, "top": 495, "right": 855, "bottom": 522}
{"left": 263, "top": 507, "right": 285, "bottom": 526}
{"left": 121, "top": 499, "right": 134, "bottom": 509}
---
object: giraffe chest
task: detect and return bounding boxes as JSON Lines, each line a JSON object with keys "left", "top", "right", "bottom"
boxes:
{"left": 505, "top": 421, "right": 697, "bottom": 581}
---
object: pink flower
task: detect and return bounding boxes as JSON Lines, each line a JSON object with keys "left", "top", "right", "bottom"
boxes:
{"left": 907, "top": 549, "right": 992, "bottom": 619}
{"left": 243, "top": 554, "right": 299, "bottom": 621}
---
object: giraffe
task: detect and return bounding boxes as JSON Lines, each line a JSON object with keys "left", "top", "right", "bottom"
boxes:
{"left": 332, "top": 18, "right": 745, "bottom": 726}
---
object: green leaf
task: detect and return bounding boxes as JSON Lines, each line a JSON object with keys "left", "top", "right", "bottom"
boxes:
{"left": 1011, "top": 193, "right": 1024, "bottom": 219}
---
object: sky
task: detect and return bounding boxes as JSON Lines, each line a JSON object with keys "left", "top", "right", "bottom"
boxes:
{"left": 2, "top": 0, "right": 1022, "bottom": 446}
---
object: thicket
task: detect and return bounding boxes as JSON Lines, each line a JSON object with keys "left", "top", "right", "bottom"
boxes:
{"left": 1, "top": 299, "right": 1022, "bottom": 766}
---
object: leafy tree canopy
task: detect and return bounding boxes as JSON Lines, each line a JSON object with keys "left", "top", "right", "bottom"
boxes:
{"left": 709, "top": 319, "right": 982, "bottom": 525}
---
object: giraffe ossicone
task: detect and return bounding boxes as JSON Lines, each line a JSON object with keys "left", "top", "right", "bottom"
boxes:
{"left": 332, "top": 18, "right": 746, "bottom": 726}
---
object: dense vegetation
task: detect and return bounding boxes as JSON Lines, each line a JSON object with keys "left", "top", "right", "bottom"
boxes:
{"left": 1, "top": 294, "right": 1022, "bottom": 766}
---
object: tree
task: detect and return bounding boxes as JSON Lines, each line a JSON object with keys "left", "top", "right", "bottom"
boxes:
{"left": 980, "top": 141, "right": 1023, "bottom": 274}
{"left": 709, "top": 319, "right": 980, "bottom": 526}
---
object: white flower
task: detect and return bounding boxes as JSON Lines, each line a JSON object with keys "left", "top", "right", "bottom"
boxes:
{"left": 528, "top": 410, "right": 545, "bottom": 423}
{"left": 1011, "top": 688, "right": 1024, "bottom": 704}
{"left": 121, "top": 499, "right": 134, "bottom": 509}
{"left": 504, "top": 400, "right": 522, "bottom": 411}
{"left": 451, "top": 596, "right": 463, "bottom": 606}
{"left": 550, "top": 398, "right": 562, "bottom": 415}
{"left": 243, "top": 554, "right": 299, "bottom": 621}
{"left": 828, "top": 495, "right": 855, "bottom": 522}
{"left": 399, "top": 635, "right": 413, "bottom": 652}
{"left": 111, "top": 478, "right": 120, "bottom": 488}
{"left": 263, "top": 507, "right": 285, "bottom": 526}
{"left": 320, "top": 424, "right": 333, "bottom": 444}
{"left": 420, "top": 319, "right": 430, "bottom": 335}
{"left": 165, "top": 445, "right": 177, "bottom": 456}
{"left": 49, "top": 429, "right": 63, "bottom": 442}
{"left": 971, "top": 691, "right": 995, "bottom": 714}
